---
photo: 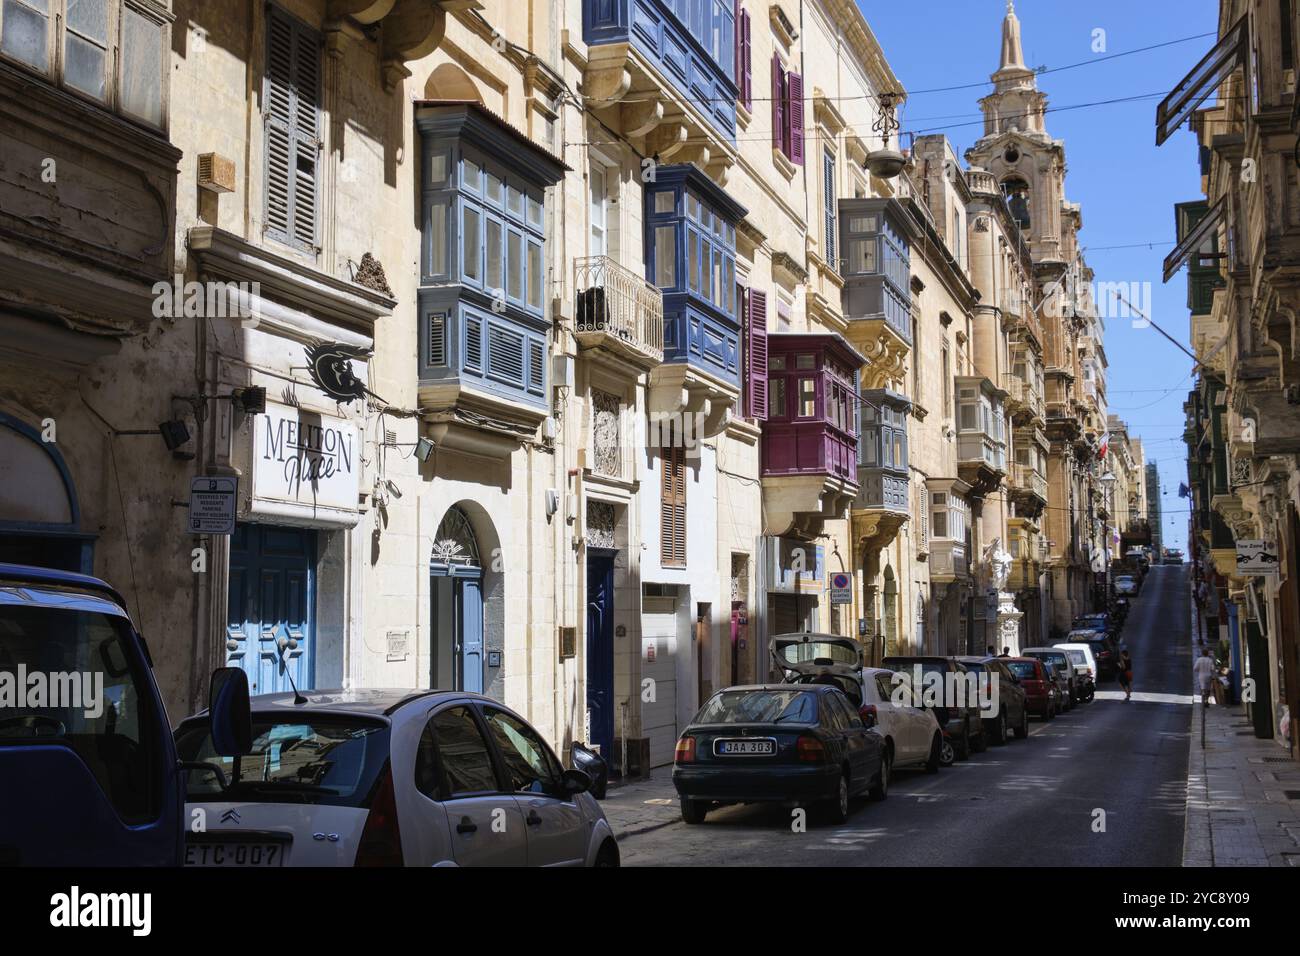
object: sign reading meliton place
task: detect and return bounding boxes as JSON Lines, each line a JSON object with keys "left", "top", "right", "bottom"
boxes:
{"left": 253, "top": 401, "right": 360, "bottom": 512}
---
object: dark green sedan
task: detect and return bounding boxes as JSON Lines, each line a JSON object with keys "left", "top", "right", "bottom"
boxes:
{"left": 671, "top": 684, "right": 888, "bottom": 826}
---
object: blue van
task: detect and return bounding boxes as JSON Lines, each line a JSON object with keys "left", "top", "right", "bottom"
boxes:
{"left": 0, "top": 563, "right": 249, "bottom": 866}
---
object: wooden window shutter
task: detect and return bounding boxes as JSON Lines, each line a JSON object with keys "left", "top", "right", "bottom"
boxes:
{"left": 771, "top": 54, "right": 784, "bottom": 152}
{"left": 738, "top": 7, "right": 752, "bottom": 110}
{"left": 747, "top": 288, "right": 768, "bottom": 419}
{"left": 264, "top": 7, "right": 321, "bottom": 251}
{"left": 661, "top": 443, "right": 687, "bottom": 567}
{"left": 823, "top": 150, "right": 836, "bottom": 264}
{"left": 787, "top": 71, "right": 805, "bottom": 165}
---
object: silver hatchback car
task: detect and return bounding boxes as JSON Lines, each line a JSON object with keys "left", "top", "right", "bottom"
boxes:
{"left": 177, "top": 688, "right": 618, "bottom": 867}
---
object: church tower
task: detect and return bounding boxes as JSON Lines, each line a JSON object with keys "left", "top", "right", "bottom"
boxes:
{"left": 965, "top": 1, "right": 1066, "bottom": 267}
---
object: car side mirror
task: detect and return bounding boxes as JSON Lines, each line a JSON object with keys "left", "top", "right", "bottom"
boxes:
{"left": 570, "top": 741, "right": 608, "bottom": 799}
{"left": 858, "top": 706, "right": 877, "bottom": 729}
{"left": 561, "top": 768, "right": 592, "bottom": 796}
{"left": 208, "top": 667, "right": 252, "bottom": 757}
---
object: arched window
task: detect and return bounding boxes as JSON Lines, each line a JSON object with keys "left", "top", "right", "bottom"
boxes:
{"left": 1001, "top": 176, "right": 1031, "bottom": 230}
{"left": 431, "top": 506, "right": 480, "bottom": 572}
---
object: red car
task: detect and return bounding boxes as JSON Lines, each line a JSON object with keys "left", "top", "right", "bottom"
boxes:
{"left": 1003, "top": 656, "right": 1059, "bottom": 720}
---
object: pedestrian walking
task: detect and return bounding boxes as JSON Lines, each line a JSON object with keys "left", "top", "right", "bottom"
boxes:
{"left": 1193, "top": 647, "right": 1215, "bottom": 707}
{"left": 1118, "top": 648, "right": 1133, "bottom": 700}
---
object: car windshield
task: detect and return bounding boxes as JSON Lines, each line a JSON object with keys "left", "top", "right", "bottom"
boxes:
{"left": 1062, "top": 649, "right": 1087, "bottom": 665}
{"left": 695, "top": 689, "right": 818, "bottom": 725}
{"left": 1006, "top": 661, "right": 1037, "bottom": 680}
{"left": 777, "top": 640, "right": 859, "bottom": 667}
{"left": 0, "top": 596, "right": 160, "bottom": 824}
{"left": 177, "top": 714, "right": 391, "bottom": 807}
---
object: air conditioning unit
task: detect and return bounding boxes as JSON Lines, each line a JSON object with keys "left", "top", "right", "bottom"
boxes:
{"left": 197, "top": 153, "right": 236, "bottom": 193}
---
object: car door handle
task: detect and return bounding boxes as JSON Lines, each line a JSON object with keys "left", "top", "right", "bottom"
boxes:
{"left": 456, "top": 816, "right": 477, "bottom": 834}
{"left": 526, "top": 810, "right": 542, "bottom": 827}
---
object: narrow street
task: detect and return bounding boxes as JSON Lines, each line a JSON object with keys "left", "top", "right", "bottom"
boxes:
{"left": 613, "top": 565, "right": 1194, "bottom": 866}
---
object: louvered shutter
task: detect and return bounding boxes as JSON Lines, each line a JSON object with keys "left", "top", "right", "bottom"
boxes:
{"left": 771, "top": 54, "right": 784, "bottom": 151}
{"left": 823, "top": 150, "right": 836, "bottom": 265}
{"left": 661, "top": 444, "right": 687, "bottom": 567}
{"left": 747, "top": 288, "right": 768, "bottom": 419}
{"left": 738, "top": 8, "right": 752, "bottom": 110}
{"left": 787, "top": 71, "right": 804, "bottom": 165}
{"left": 264, "top": 8, "right": 320, "bottom": 251}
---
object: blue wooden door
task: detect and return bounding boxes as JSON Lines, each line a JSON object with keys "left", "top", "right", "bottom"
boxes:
{"left": 586, "top": 552, "right": 615, "bottom": 760}
{"left": 228, "top": 524, "right": 315, "bottom": 695}
{"left": 459, "top": 576, "right": 484, "bottom": 693}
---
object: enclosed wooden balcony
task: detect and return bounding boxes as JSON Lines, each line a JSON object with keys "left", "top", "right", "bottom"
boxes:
{"left": 760, "top": 333, "right": 865, "bottom": 536}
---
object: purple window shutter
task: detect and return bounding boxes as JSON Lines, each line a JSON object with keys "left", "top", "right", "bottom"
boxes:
{"left": 748, "top": 288, "right": 769, "bottom": 419}
{"left": 788, "top": 71, "right": 805, "bottom": 165}
{"left": 740, "top": 9, "right": 752, "bottom": 110}
{"left": 771, "top": 54, "right": 784, "bottom": 151}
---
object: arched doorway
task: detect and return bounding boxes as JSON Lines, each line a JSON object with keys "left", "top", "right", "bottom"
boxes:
{"left": 882, "top": 566, "right": 898, "bottom": 657}
{"left": 430, "top": 505, "right": 484, "bottom": 693}
{"left": 0, "top": 414, "right": 93, "bottom": 572}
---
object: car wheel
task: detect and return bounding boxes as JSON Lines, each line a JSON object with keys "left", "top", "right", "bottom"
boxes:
{"left": 822, "top": 772, "right": 851, "bottom": 824}
{"left": 1046, "top": 702, "right": 1056, "bottom": 720}
{"left": 939, "top": 735, "right": 956, "bottom": 767}
{"left": 926, "top": 732, "right": 942, "bottom": 772}
{"left": 680, "top": 798, "right": 708, "bottom": 825}
{"left": 1014, "top": 708, "right": 1029, "bottom": 739}
{"left": 869, "top": 754, "right": 890, "bottom": 802}
{"left": 995, "top": 712, "right": 1008, "bottom": 745}
{"left": 956, "top": 720, "right": 972, "bottom": 760}
{"left": 594, "top": 839, "right": 620, "bottom": 867}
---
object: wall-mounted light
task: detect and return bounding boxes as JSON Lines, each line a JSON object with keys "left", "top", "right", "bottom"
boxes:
{"left": 158, "top": 419, "right": 191, "bottom": 451}
{"left": 864, "top": 91, "right": 907, "bottom": 180}
{"left": 414, "top": 437, "right": 434, "bottom": 462}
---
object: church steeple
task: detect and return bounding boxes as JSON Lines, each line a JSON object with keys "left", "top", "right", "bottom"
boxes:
{"left": 1000, "top": 1, "right": 1025, "bottom": 71}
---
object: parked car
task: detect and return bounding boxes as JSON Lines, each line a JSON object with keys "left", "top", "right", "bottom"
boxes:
{"left": 1072, "top": 612, "right": 1121, "bottom": 642}
{"left": 1064, "top": 628, "right": 1119, "bottom": 679}
{"left": 953, "top": 656, "right": 1030, "bottom": 743}
{"left": 882, "top": 655, "right": 989, "bottom": 759}
{"left": 1049, "top": 642, "right": 1097, "bottom": 702}
{"left": 859, "top": 668, "right": 944, "bottom": 772}
{"left": 771, "top": 633, "right": 867, "bottom": 708}
{"left": 176, "top": 689, "right": 617, "bottom": 866}
{"left": 1022, "top": 647, "right": 1077, "bottom": 708}
{"left": 1114, "top": 575, "right": 1139, "bottom": 597}
{"left": 672, "top": 684, "right": 888, "bottom": 825}
{"left": 0, "top": 563, "right": 250, "bottom": 866}
{"left": 772, "top": 637, "right": 943, "bottom": 772}
{"left": 1003, "top": 657, "right": 1059, "bottom": 719}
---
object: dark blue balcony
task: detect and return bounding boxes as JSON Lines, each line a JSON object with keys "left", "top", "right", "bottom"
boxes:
{"left": 644, "top": 163, "right": 746, "bottom": 389}
{"left": 584, "top": 0, "right": 737, "bottom": 143}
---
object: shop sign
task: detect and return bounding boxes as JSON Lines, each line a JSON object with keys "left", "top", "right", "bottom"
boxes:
{"left": 254, "top": 402, "right": 360, "bottom": 512}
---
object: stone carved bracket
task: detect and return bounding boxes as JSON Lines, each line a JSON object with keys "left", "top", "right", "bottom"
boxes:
{"left": 582, "top": 43, "right": 633, "bottom": 107}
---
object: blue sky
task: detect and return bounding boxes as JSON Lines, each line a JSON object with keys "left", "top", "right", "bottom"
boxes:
{"left": 860, "top": 0, "right": 1220, "bottom": 552}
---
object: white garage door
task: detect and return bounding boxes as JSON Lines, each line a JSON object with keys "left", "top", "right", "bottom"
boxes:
{"left": 641, "top": 603, "right": 679, "bottom": 769}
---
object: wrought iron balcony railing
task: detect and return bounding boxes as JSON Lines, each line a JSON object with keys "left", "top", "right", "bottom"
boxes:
{"left": 574, "top": 255, "right": 664, "bottom": 367}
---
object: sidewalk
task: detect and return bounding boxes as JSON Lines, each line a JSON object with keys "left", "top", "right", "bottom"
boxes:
{"left": 1182, "top": 702, "right": 1300, "bottom": 866}
{"left": 602, "top": 767, "right": 681, "bottom": 838}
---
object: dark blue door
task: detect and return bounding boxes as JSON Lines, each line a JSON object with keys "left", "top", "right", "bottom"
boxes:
{"left": 228, "top": 524, "right": 315, "bottom": 695}
{"left": 586, "top": 551, "right": 615, "bottom": 762}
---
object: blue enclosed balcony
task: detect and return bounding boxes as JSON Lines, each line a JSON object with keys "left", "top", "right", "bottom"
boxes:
{"left": 582, "top": 0, "right": 738, "bottom": 178}
{"left": 415, "top": 101, "right": 567, "bottom": 457}
{"left": 644, "top": 163, "right": 747, "bottom": 435}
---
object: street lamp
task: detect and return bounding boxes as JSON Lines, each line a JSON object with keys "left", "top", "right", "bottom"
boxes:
{"left": 864, "top": 92, "right": 907, "bottom": 180}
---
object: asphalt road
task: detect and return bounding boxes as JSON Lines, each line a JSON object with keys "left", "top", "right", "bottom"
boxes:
{"left": 618, "top": 564, "right": 1194, "bottom": 866}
